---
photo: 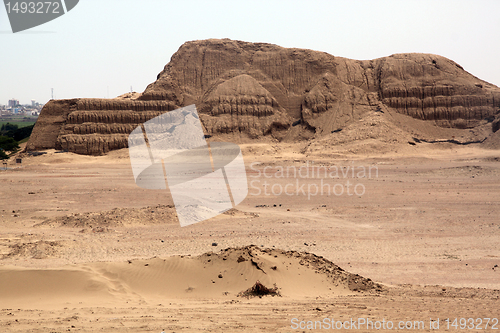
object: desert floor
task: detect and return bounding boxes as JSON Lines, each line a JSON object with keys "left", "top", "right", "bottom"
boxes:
{"left": 0, "top": 142, "right": 499, "bottom": 332}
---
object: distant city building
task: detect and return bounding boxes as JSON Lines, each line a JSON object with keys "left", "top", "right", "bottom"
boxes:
{"left": 8, "top": 99, "right": 19, "bottom": 107}
{"left": 1, "top": 99, "right": 42, "bottom": 117}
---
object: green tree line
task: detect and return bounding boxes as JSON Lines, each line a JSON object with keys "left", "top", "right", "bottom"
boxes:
{"left": 0, "top": 123, "right": 34, "bottom": 160}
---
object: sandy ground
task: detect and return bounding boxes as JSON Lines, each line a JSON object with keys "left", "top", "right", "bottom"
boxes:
{"left": 0, "top": 142, "right": 499, "bottom": 332}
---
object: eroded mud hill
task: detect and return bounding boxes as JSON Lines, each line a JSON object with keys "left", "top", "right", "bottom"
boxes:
{"left": 27, "top": 39, "right": 500, "bottom": 155}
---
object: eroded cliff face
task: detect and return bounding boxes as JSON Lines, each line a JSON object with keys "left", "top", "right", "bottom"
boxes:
{"left": 143, "top": 39, "right": 500, "bottom": 133}
{"left": 26, "top": 98, "right": 177, "bottom": 155}
{"left": 376, "top": 53, "right": 500, "bottom": 129}
{"left": 27, "top": 39, "right": 500, "bottom": 155}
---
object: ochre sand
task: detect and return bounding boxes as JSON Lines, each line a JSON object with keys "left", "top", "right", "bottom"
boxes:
{"left": 0, "top": 143, "right": 499, "bottom": 332}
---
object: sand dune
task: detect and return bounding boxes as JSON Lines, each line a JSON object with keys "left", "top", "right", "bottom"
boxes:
{"left": 0, "top": 246, "right": 381, "bottom": 309}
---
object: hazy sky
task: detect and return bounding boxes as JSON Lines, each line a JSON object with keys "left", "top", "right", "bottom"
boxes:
{"left": 1, "top": 0, "right": 499, "bottom": 105}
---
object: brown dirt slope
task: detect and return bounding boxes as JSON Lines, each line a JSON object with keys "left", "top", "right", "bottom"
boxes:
{"left": 26, "top": 39, "right": 500, "bottom": 155}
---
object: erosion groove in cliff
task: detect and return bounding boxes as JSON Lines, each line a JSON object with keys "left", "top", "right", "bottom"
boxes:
{"left": 66, "top": 111, "right": 167, "bottom": 125}
{"left": 27, "top": 39, "right": 500, "bottom": 155}
{"left": 77, "top": 99, "right": 179, "bottom": 112}
{"left": 57, "top": 134, "right": 129, "bottom": 155}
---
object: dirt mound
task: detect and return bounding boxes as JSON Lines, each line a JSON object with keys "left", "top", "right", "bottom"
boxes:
{"left": 195, "top": 245, "right": 384, "bottom": 295}
{"left": 3, "top": 240, "right": 63, "bottom": 259}
{"left": 27, "top": 39, "right": 500, "bottom": 155}
{"left": 32, "top": 206, "right": 258, "bottom": 231}
{"left": 0, "top": 245, "right": 383, "bottom": 307}
{"left": 34, "top": 205, "right": 178, "bottom": 231}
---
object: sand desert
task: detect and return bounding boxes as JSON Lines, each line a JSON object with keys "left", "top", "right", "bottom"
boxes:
{"left": 1, "top": 141, "right": 499, "bottom": 332}
{"left": 1, "top": 39, "right": 500, "bottom": 332}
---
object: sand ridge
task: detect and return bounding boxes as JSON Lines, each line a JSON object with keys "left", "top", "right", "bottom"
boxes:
{"left": 0, "top": 245, "right": 382, "bottom": 308}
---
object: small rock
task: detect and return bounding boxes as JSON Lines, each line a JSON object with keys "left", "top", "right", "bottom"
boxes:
{"left": 218, "top": 274, "right": 223, "bottom": 278}
{"left": 212, "top": 242, "right": 218, "bottom": 246}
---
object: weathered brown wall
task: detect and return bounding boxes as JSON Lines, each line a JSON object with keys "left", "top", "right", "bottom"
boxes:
{"left": 27, "top": 98, "right": 178, "bottom": 155}
{"left": 26, "top": 99, "right": 77, "bottom": 151}
{"left": 376, "top": 53, "right": 500, "bottom": 128}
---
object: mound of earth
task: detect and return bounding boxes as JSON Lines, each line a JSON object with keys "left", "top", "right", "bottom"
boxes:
{"left": 33, "top": 205, "right": 178, "bottom": 231}
{"left": 1, "top": 240, "right": 64, "bottom": 260}
{"left": 31, "top": 206, "right": 259, "bottom": 232}
{"left": 26, "top": 39, "right": 500, "bottom": 155}
{"left": 0, "top": 245, "right": 383, "bottom": 307}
